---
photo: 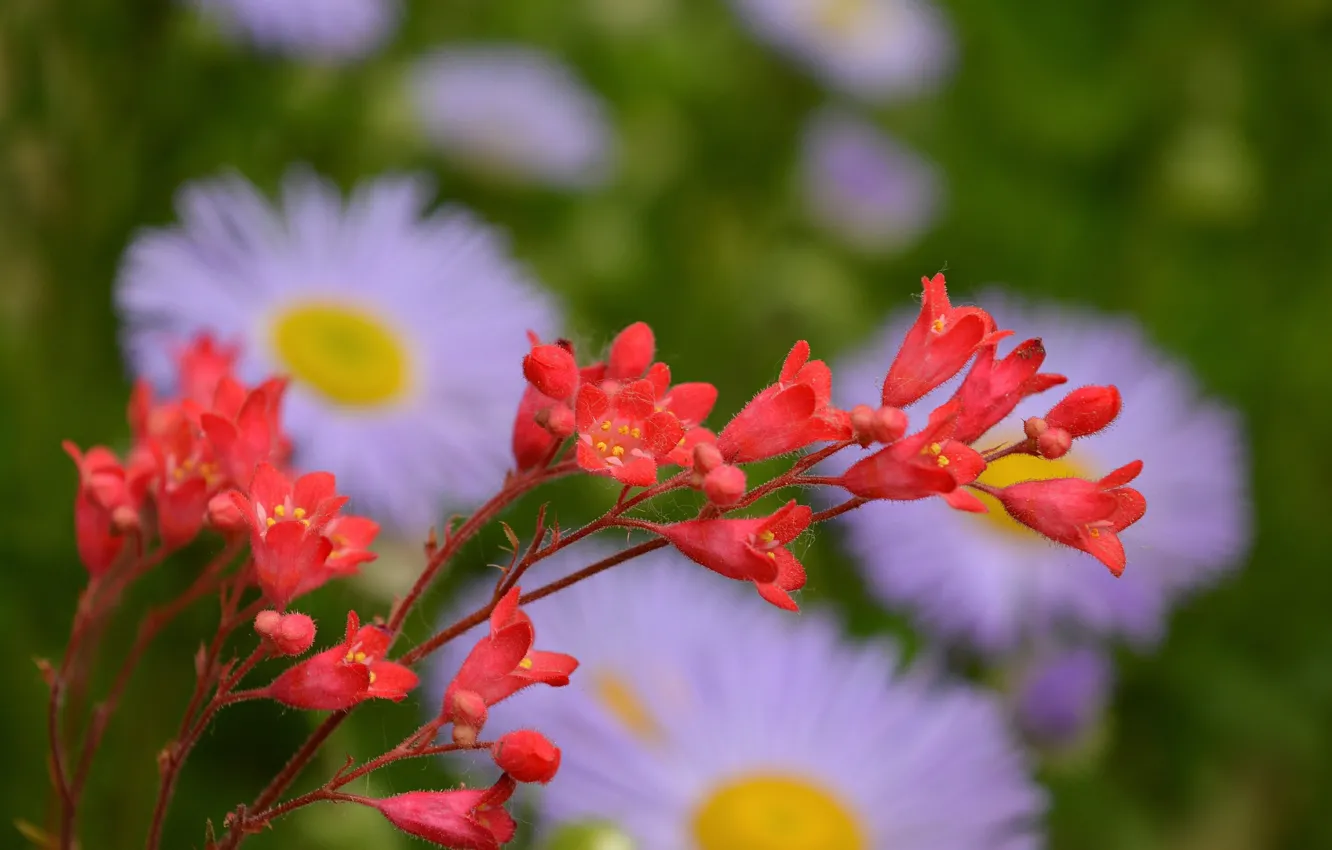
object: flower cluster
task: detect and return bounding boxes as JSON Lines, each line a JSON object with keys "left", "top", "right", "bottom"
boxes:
{"left": 45, "top": 272, "right": 1146, "bottom": 850}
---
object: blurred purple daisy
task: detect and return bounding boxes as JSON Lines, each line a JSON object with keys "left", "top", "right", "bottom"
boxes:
{"left": 115, "top": 167, "right": 559, "bottom": 533}
{"left": 728, "top": 0, "right": 954, "bottom": 101}
{"left": 433, "top": 544, "right": 1046, "bottom": 849}
{"left": 801, "top": 106, "right": 942, "bottom": 252}
{"left": 189, "top": 0, "right": 400, "bottom": 62}
{"left": 409, "top": 46, "right": 614, "bottom": 189}
{"left": 826, "top": 290, "right": 1251, "bottom": 653}
{"left": 1010, "top": 646, "right": 1114, "bottom": 750}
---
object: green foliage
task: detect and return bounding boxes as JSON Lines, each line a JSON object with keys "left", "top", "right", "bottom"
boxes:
{"left": 3, "top": 0, "right": 1328, "bottom": 848}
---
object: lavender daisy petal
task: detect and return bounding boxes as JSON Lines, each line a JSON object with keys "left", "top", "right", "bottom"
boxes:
{"left": 190, "top": 0, "right": 401, "bottom": 62}
{"left": 826, "top": 289, "right": 1252, "bottom": 653}
{"left": 432, "top": 543, "right": 1047, "bottom": 849}
{"left": 801, "top": 106, "right": 942, "bottom": 251}
{"left": 410, "top": 45, "right": 615, "bottom": 189}
{"left": 1012, "top": 646, "right": 1114, "bottom": 748}
{"left": 728, "top": 0, "right": 955, "bottom": 101}
{"left": 116, "top": 166, "right": 560, "bottom": 534}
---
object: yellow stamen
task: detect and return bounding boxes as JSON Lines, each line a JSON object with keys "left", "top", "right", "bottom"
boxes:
{"left": 618, "top": 425, "right": 630, "bottom": 435}
{"left": 932, "top": 317, "right": 946, "bottom": 333}
{"left": 519, "top": 657, "right": 534, "bottom": 670}
{"left": 612, "top": 446, "right": 626, "bottom": 457}
{"left": 353, "top": 651, "right": 367, "bottom": 663}
{"left": 596, "top": 441, "right": 609, "bottom": 453}
{"left": 265, "top": 517, "right": 276, "bottom": 527}
{"left": 936, "top": 454, "right": 950, "bottom": 467}
{"left": 274, "top": 504, "right": 286, "bottom": 517}
{"left": 294, "top": 507, "right": 306, "bottom": 519}
{"left": 630, "top": 427, "right": 642, "bottom": 439}
{"left": 759, "top": 530, "right": 776, "bottom": 543}
{"left": 601, "top": 420, "right": 612, "bottom": 431}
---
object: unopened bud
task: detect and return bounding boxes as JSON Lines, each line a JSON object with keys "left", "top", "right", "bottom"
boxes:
{"left": 1045, "top": 385, "right": 1122, "bottom": 438}
{"left": 1023, "top": 417, "right": 1049, "bottom": 441}
{"left": 492, "top": 729, "right": 561, "bottom": 784}
{"left": 254, "top": 609, "right": 282, "bottom": 637}
{"left": 542, "top": 403, "right": 576, "bottom": 439}
{"left": 449, "top": 689, "right": 488, "bottom": 746}
{"left": 702, "top": 465, "right": 746, "bottom": 507}
{"left": 206, "top": 492, "right": 245, "bottom": 533}
{"left": 1036, "top": 428, "right": 1072, "bottom": 459}
{"left": 523, "top": 344, "right": 580, "bottom": 400}
{"left": 110, "top": 504, "right": 141, "bottom": 534}
{"left": 693, "top": 442, "right": 724, "bottom": 475}
{"left": 870, "top": 406, "right": 908, "bottom": 444}
{"left": 849, "top": 404, "right": 876, "bottom": 446}
{"left": 272, "top": 613, "right": 316, "bottom": 656}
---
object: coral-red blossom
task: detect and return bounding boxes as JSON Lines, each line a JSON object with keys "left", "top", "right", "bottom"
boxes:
{"left": 948, "top": 338, "right": 1066, "bottom": 444}
{"left": 366, "top": 776, "right": 517, "bottom": 850}
{"left": 651, "top": 500, "right": 812, "bottom": 611}
{"left": 717, "top": 341, "right": 852, "bottom": 463}
{"left": 63, "top": 443, "right": 139, "bottom": 575}
{"left": 993, "top": 461, "right": 1148, "bottom": 576}
{"left": 839, "top": 400, "right": 989, "bottom": 511}
{"left": 881, "top": 274, "right": 1007, "bottom": 408}
{"left": 574, "top": 380, "right": 684, "bottom": 486}
{"left": 228, "top": 463, "right": 350, "bottom": 608}
{"left": 1044, "top": 385, "right": 1122, "bottom": 438}
{"left": 262, "top": 611, "right": 417, "bottom": 710}
{"left": 443, "top": 587, "right": 577, "bottom": 741}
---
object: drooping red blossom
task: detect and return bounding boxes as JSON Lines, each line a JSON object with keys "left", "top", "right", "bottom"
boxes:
{"left": 442, "top": 587, "right": 577, "bottom": 743}
{"left": 881, "top": 274, "right": 1008, "bottom": 408}
{"left": 63, "top": 442, "right": 140, "bottom": 575}
{"left": 650, "top": 500, "right": 812, "bottom": 611}
{"left": 174, "top": 334, "right": 240, "bottom": 408}
{"left": 492, "top": 729, "right": 561, "bottom": 784}
{"left": 838, "top": 400, "right": 989, "bottom": 511}
{"left": 992, "top": 461, "right": 1148, "bottom": 576}
{"left": 948, "top": 338, "right": 1066, "bottom": 444}
{"left": 574, "top": 380, "right": 684, "bottom": 486}
{"left": 262, "top": 611, "right": 417, "bottom": 710}
{"left": 192, "top": 375, "right": 290, "bottom": 487}
{"left": 228, "top": 463, "right": 350, "bottom": 607}
{"left": 366, "top": 775, "right": 517, "bottom": 850}
{"left": 717, "top": 341, "right": 852, "bottom": 463}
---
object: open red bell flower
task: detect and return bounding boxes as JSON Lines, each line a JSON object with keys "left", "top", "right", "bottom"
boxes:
{"left": 262, "top": 611, "right": 418, "bottom": 711}
{"left": 881, "top": 274, "right": 1008, "bottom": 408}
{"left": 442, "top": 587, "right": 578, "bottom": 742}
{"left": 574, "top": 380, "right": 684, "bottom": 486}
{"left": 650, "top": 500, "right": 812, "bottom": 611}
{"left": 948, "top": 338, "right": 1066, "bottom": 444}
{"left": 365, "top": 775, "right": 517, "bottom": 850}
{"left": 717, "top": 341, "right": 852, "bottom": 463}
{"left": 838, "top": 400, "right": 988, "bottom": 511}
{"left": 192, "top": 374, "right": 290, "bottom": 487}
{"left": 228, "top": 463, "right": 349, "bottom": 607}
{"left": 990, "top": 460, "right": 1148, "bottom": 576}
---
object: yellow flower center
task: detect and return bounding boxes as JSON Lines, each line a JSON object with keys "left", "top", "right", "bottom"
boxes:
{"left": 693, "top": 774, "right": 866, "bottom": 850}
{"left": 592, "top": 670, "right": 661, "bottom": 740}
{"left": 974, "top": 450, "right": 1090, "bottom": 537}
{"left": 814, "top": 0, "right": 869, "bottom": 37}
{"left": 270, "top": 301, "right": 410, "bottom": 407}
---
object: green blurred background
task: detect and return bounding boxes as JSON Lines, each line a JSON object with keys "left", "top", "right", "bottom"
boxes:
{"left": 4, "top": 0, "right": 1330, "bottom": 847}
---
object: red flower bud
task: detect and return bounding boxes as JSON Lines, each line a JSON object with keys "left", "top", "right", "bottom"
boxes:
{"left": 1044, "top": 385, "right": 1121, "bottom": 438}
{"left": 492, "top": 729, "right": 561, "bottom": 784}
{"left": 1036, "top": 428, "right": 1072, "bottom": 459}
{"left": 523, "top": 344, "right": 580, "bottom": 401}
{"left": 870, "top": 406, "right": 909, "bottom": 444}
{"left": 1023, "top": 416, "right": 1048, "bottom": 440}
{"left": 272, "top": 612, "right": 316, "bottom": 656}
{"left": 541, "top": 403, "right": 576, "bottom": 439}
{"left": 206, "top": 491, "right": 246, "bottom": 532}
{"left": 693, "top": 442, "right": 724, "bottom": 474}
{"left": 702, "top": 465, "right": 746, "bottom": 507}
{"left": 254, "top": 609, "right": 282, "bottom": 637}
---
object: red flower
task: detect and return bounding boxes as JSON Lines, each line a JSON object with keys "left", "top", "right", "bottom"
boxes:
{"left": 174, "top": 334, "right": 240, "bottom": 408}
{"left": 948, "top": 338, "right": 1066, "bottom": 444}
{"left": 522, "top": 342, "right": 579, "bottom": 401}
{"left": 839, "top": 400, "right": 988, "bottom": 511}
{"left": 63, "top": 443, "right": 139, "bottom": 575}
{"left": 366, "top": 776, "right": 517, "bottom": 850}
{"left": 512, "top": 383, "right": 564, "bottom": 471}
{"left": 492, "top": 729, "right": 561, "bottom": 784}
{"left": 652, "top": 500, "right": 812, "bottom": 611}
{"left": 993, "top": 461, "right": 1148, "bottom": 576}
{"left": 717, "top": 341, "right": 852, "bottom": 463}
{"left": 442, "top": 587, "right": 577, "bottom": 741}
{"left": 644, "top": 361, "right": 719, "bottom": 467}
{"left": 574, "top": 380, "right": 684, "bottom": 486}
{"left": 193, "top": 374, "right": 290, "bottom": 487}
{"left": 881, "top": 274, "right": 1006, "bottom": 408}
{"left": 262, "top": 611, "right": 418, "bottom": 711}
{"left": 228, "top": 463, "right": 349, "bottom": 607}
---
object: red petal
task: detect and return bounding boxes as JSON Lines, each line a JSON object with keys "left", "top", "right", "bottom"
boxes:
{"left": 294, "top": 471, "right": 337, "bottom": 511}
{"left": 367, "top": 661, "right": 419, "bottom": 700}
{"left": 943, "top": 488, "right": 989, "bottom": 513}
{"left": 610, "top": 456, "right": 658, "bottom": 487}
{"left": 754, "top": 581, "right": 800, "bottom": 611}
{"left": 248, "top": 462, "right": 291, "bottom": 508}
{"left": 644, "top": 362, "right": 671, "bottom": 397}
{"left": 574, "top": 384, "right": 609, "bottom": 430}
{"left": 662, "top": 382, "right": 718, "bottom": 426}
{"left": 644, "top": 411, "right": 685, "bottom": 457}
{"left": 1080, "top": 528, "right": 1126, "bottom": 577}
{"left": 779, "top": 341, "right": 811, "bottom": 384}
{"left": 1109, "top": 487, "right": 1147, "bottom": 532}
{"left": 608, "top": 322, "right": 655, "bottom": 380}
{"left": 763, "top": 500, "right": 812, "bottom": 544}
{"left": 614, "top": 379, "right": 657, "bottom": 420}
{"left": 1099, "top": 460, "right": 1143, "bottom": 489}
